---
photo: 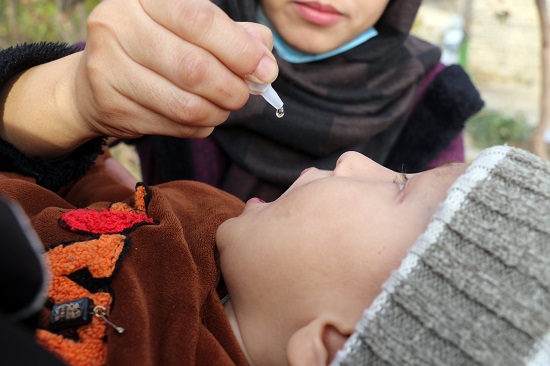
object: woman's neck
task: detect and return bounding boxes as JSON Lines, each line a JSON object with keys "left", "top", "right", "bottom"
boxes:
{"left": 256, "top": 6, "right": 378, "bottom": 64}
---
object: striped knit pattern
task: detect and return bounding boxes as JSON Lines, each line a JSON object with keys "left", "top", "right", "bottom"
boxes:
{"left": 333, "top": 146, "right": 550, "bottom": 366}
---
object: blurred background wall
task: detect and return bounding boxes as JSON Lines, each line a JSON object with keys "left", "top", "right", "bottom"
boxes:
{"left": 0, "top": 0, "right": 98, "bottom": 47}
{"left": 414, "top": 0, "right": 547, "bottom": 158}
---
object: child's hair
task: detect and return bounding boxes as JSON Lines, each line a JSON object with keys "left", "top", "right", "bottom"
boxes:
{"left": 334, "top": 146, "right": 550, "bottom": 365}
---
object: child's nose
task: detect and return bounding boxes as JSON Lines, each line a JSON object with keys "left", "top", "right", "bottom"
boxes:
{"left": 334, "top": 151, "right": 396, "bottom": 178}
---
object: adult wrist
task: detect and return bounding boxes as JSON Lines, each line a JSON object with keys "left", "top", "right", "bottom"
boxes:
{"left": 0, "top": 42, "right": 89, "bottom": 158}
{"left": 0, "top": 42, "right": 106, "bottom": 190}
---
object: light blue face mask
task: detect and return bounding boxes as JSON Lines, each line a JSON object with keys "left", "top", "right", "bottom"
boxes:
{"left": 256, "top": 7, "right": 378, "bottom": 64}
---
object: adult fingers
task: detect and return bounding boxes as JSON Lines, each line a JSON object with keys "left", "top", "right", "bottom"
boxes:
{"left": 81, "top": 32, "right": 231, "bottom": 132}
{"left": 88, "top": 0, "right": 249, "bottom": 111}
{"left": 140, "top": 0, "right": 278, "bottom": 84}
{"left": 240, "top": 22, "right": 275, "bottom": 52}
{"left": 80, "top": 0, "right": 235, "bottom": 137}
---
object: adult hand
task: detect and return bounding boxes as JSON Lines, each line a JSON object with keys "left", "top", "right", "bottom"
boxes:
{"left": 75, "top": 0, "right": 277, "bottom": 139}
{"left": 0, "top": 0, "right": 277, "bottom": 158}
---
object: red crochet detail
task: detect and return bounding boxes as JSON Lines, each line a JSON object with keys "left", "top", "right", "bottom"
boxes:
{"left": 59, "top": 208, "right": 153, "bottom": 234}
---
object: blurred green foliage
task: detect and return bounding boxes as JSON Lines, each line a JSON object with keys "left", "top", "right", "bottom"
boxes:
{"left": 466, "top": 109, "right": 533, "bottom": 148}
{"left": 0, "top": 0, "right": 101, "bottom": 47}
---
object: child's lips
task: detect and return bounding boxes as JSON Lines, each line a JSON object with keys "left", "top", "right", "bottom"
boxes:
{"left": 242, "top": 197, "right": 267, "bottom": 214}
{"left": 246, "top": 197, "right": 266, "bottom": 205}
{"left": 245, "top": 197, "right": 266, "bottom": 208}
{"left": 299, "top": 167, "right": 313, "bottom": 177}
{"left": 293, "top": 1, "right": 344, "bottom": 26}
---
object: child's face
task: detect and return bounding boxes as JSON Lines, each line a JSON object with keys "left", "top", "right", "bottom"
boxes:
{"left": 261, "top": 0, "right": 391, "bottom": 54}
{"left": 216, "top": 151, "right": 467, "bottom": 365}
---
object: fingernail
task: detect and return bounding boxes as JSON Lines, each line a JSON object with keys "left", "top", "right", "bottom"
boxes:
{"left": 248, "top": 55, "right": 278, "bottom": 84}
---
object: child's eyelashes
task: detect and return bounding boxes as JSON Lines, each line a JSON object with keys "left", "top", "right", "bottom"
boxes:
{"left": 394, "top": 172, "right": 409, "bottom": 191}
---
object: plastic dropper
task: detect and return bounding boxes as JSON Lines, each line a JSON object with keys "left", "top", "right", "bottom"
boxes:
{"left": 247, "top": 81, "right": 285, "bottom": 118}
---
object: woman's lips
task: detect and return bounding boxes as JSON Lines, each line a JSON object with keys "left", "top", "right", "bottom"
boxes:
{"left": 293, "top": 1, "right": 344, "bottom": 26}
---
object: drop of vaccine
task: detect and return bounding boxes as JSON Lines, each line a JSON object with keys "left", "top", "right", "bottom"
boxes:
{"left": 276, "top": 107, "right": 285, "bottom": 118}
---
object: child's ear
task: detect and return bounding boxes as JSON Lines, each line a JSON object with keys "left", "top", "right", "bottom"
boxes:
{"left": 286, "top": 318, "right": 350, "bottom": 365}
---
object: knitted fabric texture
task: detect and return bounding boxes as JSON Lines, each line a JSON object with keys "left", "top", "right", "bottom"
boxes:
{"left": 333, "top": 145, "right": 550, "bottom": 366}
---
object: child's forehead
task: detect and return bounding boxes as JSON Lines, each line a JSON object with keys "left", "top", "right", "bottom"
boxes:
{"left": 430, "top": 162, "right": 468, "bottom": 177}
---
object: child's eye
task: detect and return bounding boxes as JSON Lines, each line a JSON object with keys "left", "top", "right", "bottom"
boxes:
{"left": 394, "top": 173, "right": 408, "bottom": 191}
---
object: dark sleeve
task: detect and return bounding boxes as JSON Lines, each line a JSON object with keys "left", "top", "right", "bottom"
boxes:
{"left": 0, "top": 42, "right": 106, "bottom": 191}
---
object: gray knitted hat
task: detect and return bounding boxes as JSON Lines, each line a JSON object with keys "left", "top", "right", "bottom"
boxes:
{"left": 332, "top": 146, "right": 550, "bottom": 366}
